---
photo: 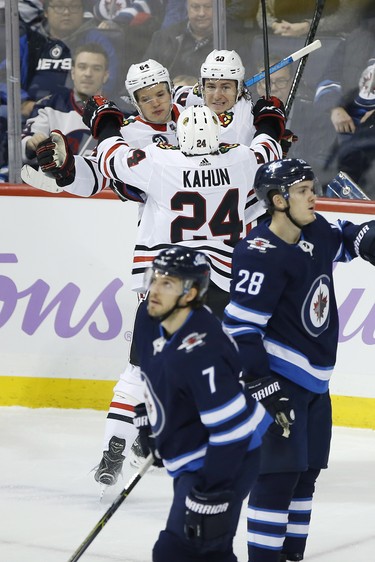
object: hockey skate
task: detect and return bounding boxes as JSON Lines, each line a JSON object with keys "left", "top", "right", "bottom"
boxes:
{"left": 94, "top": 436, "right": 126, "bottom": 491}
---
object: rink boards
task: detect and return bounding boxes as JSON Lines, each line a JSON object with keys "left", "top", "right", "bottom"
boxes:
{"left": 0, "top": 186, "right": 374, "bottom": 428}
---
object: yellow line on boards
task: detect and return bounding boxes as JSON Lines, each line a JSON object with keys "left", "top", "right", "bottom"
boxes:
{"left": 0, "top": 377, "right": 374, "bottom": 429}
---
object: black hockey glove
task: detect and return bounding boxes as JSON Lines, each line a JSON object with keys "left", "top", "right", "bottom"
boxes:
{"left": 82, "top": 95, "right": 124, "bottom": 139}
{"left": 133, "top": 403, "right": 163, "bottom": 467}
{"left": 245, "top": 375, "right": 295, "bottom": 438}
{"left": 253, "top": 96, "right": 286, "bottom": 141}
{"left": 35, "top": 130, "right": 75, "bottom": 187}
{"left": 184, "top": 488, "right": 234, "bottom": 544}
{"left": 355, "top": 221, "right": 375, "bottom": 266}
{"left": 280, "top": 129, "right": 298, "bottom": 157}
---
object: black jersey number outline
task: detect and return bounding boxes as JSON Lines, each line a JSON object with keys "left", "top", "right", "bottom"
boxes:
{"left": 170, "top": 189, "right": 243, "bottom": 243}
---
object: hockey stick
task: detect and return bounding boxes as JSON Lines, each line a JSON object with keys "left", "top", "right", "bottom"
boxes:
{"left": 244, "top": 40, "right": 321, "bottom": 88}
{"left": 284, "top": 0, "right": 326, "bottom": 118}
{"left": 260, "top": 0, "right": 271, "bottom": 98}
{"left": 21, "top": 164, "right": 63, "bottom": 193}
{"left": 67, "top": 454, "right": 154, "bottom": 562}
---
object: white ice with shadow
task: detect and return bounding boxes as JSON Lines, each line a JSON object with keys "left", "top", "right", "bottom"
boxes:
{"left": 0, "top": 407, "right": 374, "bottom": 561}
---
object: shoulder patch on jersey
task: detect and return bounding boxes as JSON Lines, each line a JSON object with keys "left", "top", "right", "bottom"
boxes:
{"left": 177, "top": 332, "right": 207, "bottom": 353}
{"left": 192, "top": 84, "right": 201, "bottom": 97}
{"left": 218, "top": 142, "right": 240, "bottom": 153}
{"left": 157, "top": 142, "right": 179, "bottom": 150}
{"left": 247, "top": 237, "right": 276, "bottom": 252}
{"left": 122, "top": 116, "right": 137, "bottom": 127}
{"left": 218, "top": 111, "right": 234, "bottom": 128}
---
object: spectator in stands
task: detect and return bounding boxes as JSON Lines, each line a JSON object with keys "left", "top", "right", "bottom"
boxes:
{"left": 256, "top": 0, "right": 357, "bottom": 38}
{"left": 21, "top": 43, "right": 109, "bottom": 164}
{"left": 0, "top": 0, "right": 120, "bottom": 121}
{"left": 310, "top": 4, "right": 375, "bottom": 187}
{"left": 141, "top": 0, "right": 216, "bottom": 78}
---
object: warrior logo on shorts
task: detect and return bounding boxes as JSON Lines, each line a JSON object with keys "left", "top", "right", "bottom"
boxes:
{"left": 301, "top": 274, "right": 330, "bottom": 337}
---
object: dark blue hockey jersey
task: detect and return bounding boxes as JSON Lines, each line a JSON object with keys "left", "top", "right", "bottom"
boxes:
{"left": 134, "top": 302, "right": 271, "bottom": 492}
{"left": 223, "top": 213, "right": 362, "bottom": 394}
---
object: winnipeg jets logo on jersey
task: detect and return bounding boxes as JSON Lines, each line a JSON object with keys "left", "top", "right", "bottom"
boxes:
{"left": 177, "top": 332, "right": 207, "bottom": 353}
{"left": 153, "top": 336, "right": 167, "bottom": 355}
{"left": 142, "top": 373, "right": 166, "bottom": 437}
{"left": 247, "top": 238, "right": 276, "bottom": 253}
{"left": 301, "top": 274, "right": 330, "bottom": 337}
{"left": 298, "top": 240, "right": 314, "bottom": 256}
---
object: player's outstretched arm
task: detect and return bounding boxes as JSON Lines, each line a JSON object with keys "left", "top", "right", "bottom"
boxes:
{"left": 35, "top": 130, "right": 76, "bottom": 187}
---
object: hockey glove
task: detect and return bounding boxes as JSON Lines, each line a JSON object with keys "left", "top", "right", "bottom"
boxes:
{"left": 253, "top": 96, "right": 286, "bottom": 140}
{"left": 355, "top": 221, "right": 375, "bottom": 265}
{"left": 245, "top": 376, "right": 295, "bottom": 438}
{"left": 35, "top": 130, "right": 75, "bottom": 187}
{"left": 184, "top": 488, "right": 234, "bottom": 544}
{"left": 133, "top": 403, "right": 163, "bottom": 467}
{"left": 82, "top": 95, "right": 124, "bottom": 139}
{"left": 280, "top": 129, "right": 298, "bottom": 157}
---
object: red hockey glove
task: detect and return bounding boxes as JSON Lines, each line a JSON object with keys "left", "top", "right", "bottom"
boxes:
{"left": 355, "top": 221, "right": 375, "bottom": 265}
{"left": 253, "top": 96, "right": 286, "bottom": 140}
{"left": 35, "top": 130, "right": 75, "bottom": 187}
{"left": 245, "top": 375, "right": 295, "bottom": 438}
{"left": 280, "top": 129, "right": 299, "bottom": 157}
{"left": 133, "top": 403, "right": 164, "bottom": 467}
{"left": 82, "top": 95, "right": 124, "bottom": 139}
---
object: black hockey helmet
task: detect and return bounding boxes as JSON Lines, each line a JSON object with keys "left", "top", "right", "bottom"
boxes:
{"left": 148, "top": 246, "right": 210, "bottom": 304}
{"left": 254, "top": 158, "right": 316, "bottom": 210}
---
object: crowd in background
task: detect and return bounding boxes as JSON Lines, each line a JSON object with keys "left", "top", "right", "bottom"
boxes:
{"left": 0, "top": 0, "right": 374, "bottom": 197}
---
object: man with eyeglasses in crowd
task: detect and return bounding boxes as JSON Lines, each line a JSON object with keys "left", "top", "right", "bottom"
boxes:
{"left": 0, "top": 0, "right": 120, "bottom": 122}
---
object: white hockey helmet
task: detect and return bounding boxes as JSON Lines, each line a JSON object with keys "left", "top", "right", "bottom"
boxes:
{"left": 200, "top": 49, "right": 245, "bottom": 101}
{"left": 177, "top": 105, "right": 221, "bottom": 156}
{"left": 125, "top": 59, "right": 172, "bottom": 114}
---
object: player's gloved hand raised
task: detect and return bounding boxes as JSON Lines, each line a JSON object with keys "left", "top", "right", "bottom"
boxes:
{"left": 355, "top": 221, "right": 375, "bottom": 265}
{"left": 133, "top": 403, "right": 164, "bottom": 467}
{"left": 253, "top": 96, "right": 286, "bottom": 141}
{"left": 245, "top": 375, "right": 295, "bottom": 438}
{"left": 82, "top": 95, "right": 124, "bottom": 139}
{"left": 35, "top": 130, "right": 75, "bottom": 187}
{"left": 281, "top": 129, "right": 298, "bottom": 157}
{"left": 184, "top": 487, "right": 234, "bottom": 545}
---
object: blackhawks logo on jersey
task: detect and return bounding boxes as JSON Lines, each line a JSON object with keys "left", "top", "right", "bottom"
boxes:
{"left": 218, "top": 111, "right": 234, "bottom": 128}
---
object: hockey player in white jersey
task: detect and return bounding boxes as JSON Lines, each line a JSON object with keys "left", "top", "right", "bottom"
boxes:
{"left": 176, "top": 48, "right": 296, "bottom": 155}
{"left": 22, "top": 59, "right": 181, "bottom": 197}
{"left": 175, "top": 49, "right": 256, "bottom": 146}
{"left": 30, "top": 97, "right": 285, "bottom": 491}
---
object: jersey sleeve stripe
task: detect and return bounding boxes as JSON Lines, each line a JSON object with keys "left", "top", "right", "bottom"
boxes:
{"left": 200, "top": 393, "right": 247, "bottom": 426}
{"left": 225, "top": 301, "right": 270, "bottom": 326}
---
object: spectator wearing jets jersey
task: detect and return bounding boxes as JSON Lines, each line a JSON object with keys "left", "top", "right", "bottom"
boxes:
{"left": 132, "top": 246, "right": 272, "bottom": 562}
{"left": 21, "top": 42, "right": 110, "bottom": 164}
{"left": 29, "top": 98, "right": 284, "bottom": 488}
{"left": 223, "top": 158, "right": 375, "bottom": 562}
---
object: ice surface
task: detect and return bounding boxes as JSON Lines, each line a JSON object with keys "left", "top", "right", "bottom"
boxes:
{"left": 1, "top": 407, "right": 374, "bottom": 561}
